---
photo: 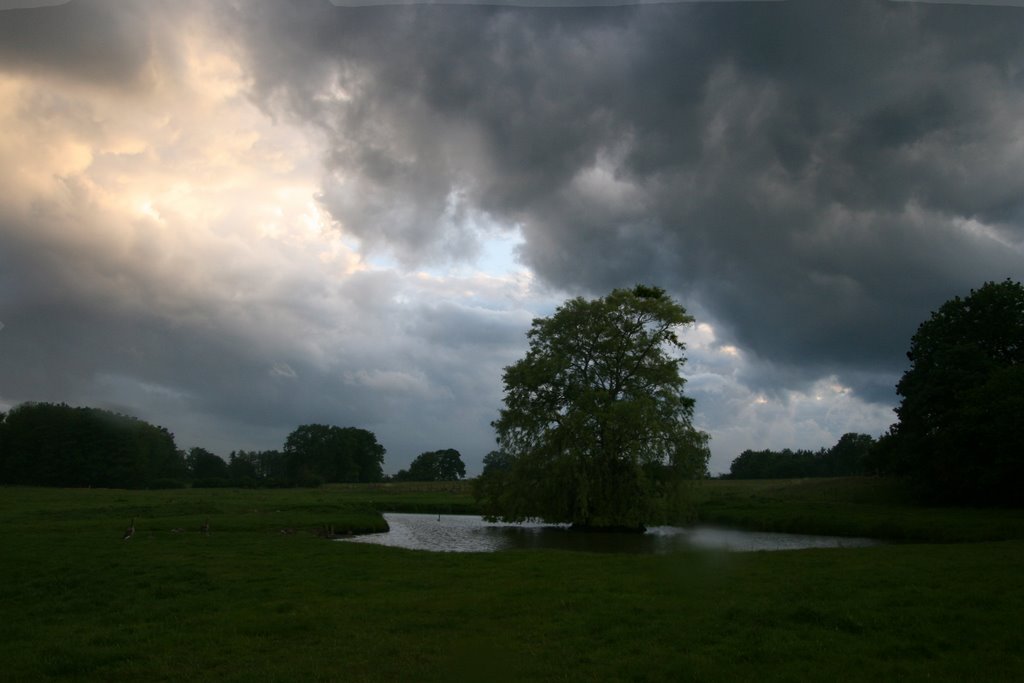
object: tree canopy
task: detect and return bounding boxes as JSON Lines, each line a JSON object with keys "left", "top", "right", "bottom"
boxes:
{"left": 476, "top": 285, "right": 710, "bottom": 530}
{"left": 0, "top": 403, "right": 389, "bottom": 489}
{"left": 227, "top": 449, "right": 288, "bottom": 487}
{"left": 392, "top": 449, "right": 466, "bottom": 481}
{"left": 283, "top": 424, "right": 386, "bottom": 484}
{"left": 0, "top": 402, "right": 185, "bottom": 488}
{"left": 882, "top": 279, "right": 1024, "bottom": 505}
{"left": 726, "top": 433, "right": 876, "bottom": 479}
{"left": 186, "top": 447, "right": 230, "bottom": 485}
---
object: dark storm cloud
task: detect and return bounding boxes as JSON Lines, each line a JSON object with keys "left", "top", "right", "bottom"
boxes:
{"left": 0, "top": 0, "right": 176, "bottom": 87}
{"left": 227, "top": 0, "right": 1024, "bottom": 402}
{"left": 5, "top": 0, "right": 1024, "bottom": 473}
{"left": 0, "top": 209, "right": 314, "bottom": 432}
{"left": 0, "top": 203, "right": 519, "bottom": 461}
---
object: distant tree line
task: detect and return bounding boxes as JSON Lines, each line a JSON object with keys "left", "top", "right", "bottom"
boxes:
{"left": 725, "top": 433, "right": 876, "bottom": 479}
{"left": 0, "top": 403, "right": 386, "bottom": 489}
{"left": 725, "top": 279, "right": 1024, "bottom": 507}
{"left": 218, "top": 424, "right": 387, "bottom": 488}
{"left": 390, "top": 449, "right": 466, "bottom": 482}
{"left": 0, "top": 403, "right": 185, "bottom": 488}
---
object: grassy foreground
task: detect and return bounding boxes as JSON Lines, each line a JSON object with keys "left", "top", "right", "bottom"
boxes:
{"left": 1, "top": 483, "right": 1023, "bottom": 681}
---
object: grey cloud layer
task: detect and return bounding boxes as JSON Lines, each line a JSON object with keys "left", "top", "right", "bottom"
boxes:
{"left": 0, "top": 0, "right": 533, "bottom": 464}
{"left": 0, "top": 1, "right": 183, "bottom": 87}
{"left": 3, "top": 1, "right": 1024, "bottom": 473}
{"left": 0, "top": 204, "right": 524, "bottom": 460}
{"left": 227, "top": 0, "right": 1024, "bottom": 401}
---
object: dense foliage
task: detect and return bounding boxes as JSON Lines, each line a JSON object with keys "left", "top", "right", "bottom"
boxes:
{"left": 879, "top": 279, "right": 1024, "bottom": 505}
{"left": 187, "top": 447, "right": 230, "bottom": 479}
{"left": 0, "top": 402, "right": 185, "bottom": 488}
{"left": 0, "top": 403, "right": 388, "bottom": 489}
{"left": 283, "top": 424, "right": 386, "bottom": 484}
{"left": 227, "top": 449, "right": 288, "bottom": 486}
{"left": 392, "top": 449, "right": 466, "bottom": 481}
{"left": 477, "top": 285, "right": 710, "bottom": 530}
{"left": 726, "top": 433, "right": 876, "bottom": 479}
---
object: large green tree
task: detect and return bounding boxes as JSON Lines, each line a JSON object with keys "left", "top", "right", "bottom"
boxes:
{"left": 394, "top": 449, "right": 467, "bottom": 481}
{"left": 186, "top": 447, "right": 229, "bottom": 481}
{"left": 886, "top": 279, "right": 1024, "bottom": 505}
{"left": 283, "top": 424, "right": 385, "bottom": 483}
{"left": 477, "top": 285, "right": 709, "bottom": 530}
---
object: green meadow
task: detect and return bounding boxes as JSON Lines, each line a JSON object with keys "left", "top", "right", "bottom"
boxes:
{"left": 692, "top": 477, "right": 1024, "bottom": 542}
{"left": 2, "top": 480, "right": 1023, "bottom": 681}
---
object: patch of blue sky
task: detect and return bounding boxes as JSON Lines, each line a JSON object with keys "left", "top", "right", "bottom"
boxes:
{"left": 475, "top": 226, "right": 527, "bottom": 277}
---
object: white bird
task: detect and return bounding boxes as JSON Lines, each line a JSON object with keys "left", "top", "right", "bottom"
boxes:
{"left": 123, "top": 518, "right": 135, "bottom": 541}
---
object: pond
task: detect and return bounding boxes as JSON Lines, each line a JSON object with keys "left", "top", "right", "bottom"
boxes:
{"left": 337, "top": 513, "right": 879, "bottom": 554}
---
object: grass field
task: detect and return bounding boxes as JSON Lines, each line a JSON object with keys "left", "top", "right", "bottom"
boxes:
{"left": 691, "top": 477, "right": 1024, "bottom": 542}
{"left": 326, "top": 480, "right": 479, "bottom": 515}
{"left": 1, "top": 480, "right": 1022, "bottom": 681}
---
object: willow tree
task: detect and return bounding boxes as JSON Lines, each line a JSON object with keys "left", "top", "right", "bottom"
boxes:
{"left": 477, "top": 285, "right": 709, "bottom": 530}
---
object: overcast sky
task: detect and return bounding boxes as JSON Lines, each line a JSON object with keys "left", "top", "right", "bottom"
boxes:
{"left": 1, "top": 0, "right": 1023, "bottom": 475}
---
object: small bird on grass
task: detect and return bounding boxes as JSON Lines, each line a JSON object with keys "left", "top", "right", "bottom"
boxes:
{"left": 200, "top": 519, "right": 210, "bottom": 535}
{"left": 123, "top": 518, "right": 135, "bottom": 541}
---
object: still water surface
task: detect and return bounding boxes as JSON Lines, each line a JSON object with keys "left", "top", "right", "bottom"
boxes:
{"left": 338, "top": 513, "right": 878, "bottom": 554}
